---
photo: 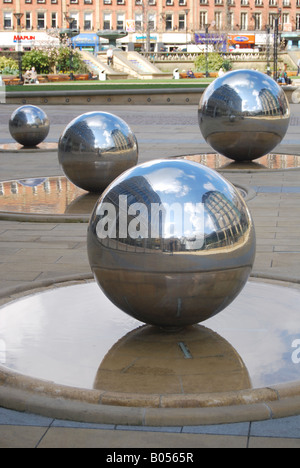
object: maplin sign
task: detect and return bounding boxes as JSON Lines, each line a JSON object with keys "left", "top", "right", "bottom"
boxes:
{"left": 13, "top": 35, "right": 35, "bottom": 42}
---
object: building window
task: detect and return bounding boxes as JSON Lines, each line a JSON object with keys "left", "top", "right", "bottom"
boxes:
{"left": 148, "top": 12, "right": 155, "bottom": 30}
{"left": 117, "top": 0, "right": 125, "bottom": 3}
{"left": 296, "top": 13, "right": 300, "bottom": 29}
{"left": 215, "top": 11, "right": 222, "bottom": 29}
{"left": 37, "top": 0, "right": 46, "bottom": 3}
{"left": 165, "top": 14, "right": 173, "bottom": 30}
{"left": 103, "top": 0, "right": 112, "bottom": 4}
{"left": 3, "top": 0, "right": 12, "bottom": 3}
{"left": 282, "top": 12, "right": 290, "bottom": 24}
{"left": 3, "top": 12, "right": 12, "bottom": 29}
{"left": 51, "top": 0, "right": 58, "bottom": 3}
{"left": 253, "top": 12, "right": 261, "bottom": 29}
{"left": 26, "top": 12, "right": 32, "bottom": 29}
{"left": 241, "top": 0, "right": 249, "bottom": 5}
{"left": 103, "top": 13, "right": 111, "bottom": 29}
{"left": 84, "top": 0, "right": 93, "bottom": 3}
{"left": 117, "top": 13, "right": 125, "bottom": 30}
{"left": 37, "top": 12, "right": 46, "bottom": 29}
{"left": 240, "top": 12, "right": 248, "bottom": 29}
{"left": 199, "top": 11, "right": 207, "bottom": 29}
{"left": 179, "top": 0, "right": 187, "bottom": 5}
{"left": 178, "top": 13, "right": 185, "bottom": 30}
{"left": 84, "top": 12, "right": 92, "bottom": 30}
{"left": 166, "top": 0, "right": 173, "bottom": 5}
{"left": 135, "top": 12, "right": 143, "bottom": 30}
{"left": 51, "top": 12, "right": 57, "bottom": 28}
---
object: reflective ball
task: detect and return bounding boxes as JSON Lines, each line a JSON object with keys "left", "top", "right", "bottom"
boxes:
{"left": 198, "top": 69, "right": 290, "bottom": 161}
{"left": 87, "top": 159, "right": 256, "bottom": 330}
{"left": 58, "top": 112, "right": 138, "bottom": 193}
{"left": 9, "top": 105, "right": 50, "bottom": 147}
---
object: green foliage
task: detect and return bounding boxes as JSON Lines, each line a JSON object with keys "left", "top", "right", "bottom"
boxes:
{"left": 56, "top": 47, "right": 89, "bottom": 74}
{"left": 22, "top": 46, "right": 89, "bottom": 75}
{"left": 22, "top": 49, "right": 51, "bottom": 74}
{"left": 194, "top": 53, "right": 232, "bottom": 72}
{"left": 0, "top": 56, "right": 18, "bottom": 74}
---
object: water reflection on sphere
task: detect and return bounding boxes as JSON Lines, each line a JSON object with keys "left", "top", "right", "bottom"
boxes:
{"left": 198, "top": 70, "right": 290, "bottom": 161}
{"left": 87, "top": 159, "right": 256, "bottom": 330}
{"left": 58, "top": 112, "right": 138, "bottom": 193}
{"left": 9, "top": 105, "right": 50, "bottom": 147}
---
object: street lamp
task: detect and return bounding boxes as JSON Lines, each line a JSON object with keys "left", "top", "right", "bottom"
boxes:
{"left": 273, "top": 10, "right": 282, "bottom": 82}
{"left": 63, "top": 13, "right": 79, "bottom": 79}
{"left": 266, "top": 24, "right": 271, "bottom": 76}
{"left": 205, "top": 24, "right": 211, "bottom": 78}
{"left": 185, "top": 9, "right": 189, "bottom": 51}
{"left": 13, "top": 13, "right": 24, "bottom": 83}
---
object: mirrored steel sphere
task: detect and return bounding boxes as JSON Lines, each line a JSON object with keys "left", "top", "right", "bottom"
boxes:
{"left": 9, "top": 105, "right": 50, "bottom": 147}
{"left": 199, "top": 69, "right": 290, "bottom": 161}
{"left": 87, "top": 159, "right": 256, "bottom": 330}
{"left": 58, "top": 112, "right": 138, "bottom": 193}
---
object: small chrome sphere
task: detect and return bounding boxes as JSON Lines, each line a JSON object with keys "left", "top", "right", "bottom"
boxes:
{"left": 58, "top": 112, "right": 138, "bottom": 193}
{"left": 9, "top": 105, "right": 50, "bottom": 147}
{"left": 87, "top": 159, "right": 256, "bottom": 330}
{"left": 199, "top": 69, "right": 290, "bottom": 161}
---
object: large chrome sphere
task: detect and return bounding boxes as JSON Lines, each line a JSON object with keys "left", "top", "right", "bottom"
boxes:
{"left": 58, "top": 112, "right": 138, "bottom": 193}
{"left": 87, "top": 159, "right": 256, "bottom": 330}
{"left": 199, "top": 69, "right": 290, "bottom": 161}
{"left": 9, "top": 105, "right": 50, "bottom": 147}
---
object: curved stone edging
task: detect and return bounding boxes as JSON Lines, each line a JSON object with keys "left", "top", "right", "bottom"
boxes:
{"left": 0, "top": 276, "right": 300, "bottom": 425}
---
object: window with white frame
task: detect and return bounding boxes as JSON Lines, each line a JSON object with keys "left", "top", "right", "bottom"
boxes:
{"left": 282, "top": 13, "right": 289, "bottom": 24}
{"left": 103, "top": 13, "right": 111, "bottom": 29}
{"left": 178, "top": 13, "right": 185, "bottom": 30}
{"left": 135, "top": 12, "right": 143, "bottom": 30}
{"left": 240, "top": 12, "right": 248, "bottom": 30}
{"left": 51, "top": 12, "right": 58, "bottom": 28}
{"left": 84, "top": 12, "right": 93, "bottom": 30}
{"left": 214, "top": 11, "right": 222, "bottom": 29}
{"left": 253, "top": 12, "right": 261, "bottom": 29}
{"left": 69, "top": 14, "right": 79, "bottom": 28}
{"left": 26, "top": 12, "right": 32, "bottom": 29}
{"left": 199, "top": 11, "right": 208, "bottom": 29}
{"left": 165, "top": 13, "right": 173, "bottom": 30}
{"left": 3, "top": 12, "right": 12, "bottom": 29}
{"left": 37, "top": 12, "right": 46, "bottom": 29}
{"left": 117, "top": 13, "right": 125, "bottom": 30}
{"left": 148, "top": 13, "right": 155, "bottom": 30}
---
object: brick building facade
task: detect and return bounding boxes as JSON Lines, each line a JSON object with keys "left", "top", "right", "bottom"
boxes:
{"left": 0, "top": 0, "right": 300, "bottom": 49}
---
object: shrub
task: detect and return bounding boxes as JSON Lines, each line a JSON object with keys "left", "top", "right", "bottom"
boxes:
{"left": 22, "top": 49, "right": 51, "bottom": 74}
{"left": 194, "top": 53, "right": 232, "bottom": 73}
{"left": 0, "top": 56, "right": 18, "bottom": 74}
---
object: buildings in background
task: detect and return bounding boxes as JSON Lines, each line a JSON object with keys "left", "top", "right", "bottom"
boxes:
{"left": 0, "top": 0, "right": 299, "bottom": 52}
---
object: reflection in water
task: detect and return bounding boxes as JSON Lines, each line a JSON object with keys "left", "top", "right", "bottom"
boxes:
{"left": 1, "top": 153, "right": 300, "bottom": 217}
{"left": 94, "top": 324, "right": 251, "bottom": 395}
{"left": 0, "top": 176, "right": 88, "bottom": 215}
{"left": 178, "top": 153, "right": 300, "bottom": 171}
{"left": 0, "top": 281, "right": 299, "bottom": 391}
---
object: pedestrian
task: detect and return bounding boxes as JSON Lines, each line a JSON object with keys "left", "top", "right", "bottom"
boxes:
{"left": 107, "top": 48, "right": 114, "bottom": 66}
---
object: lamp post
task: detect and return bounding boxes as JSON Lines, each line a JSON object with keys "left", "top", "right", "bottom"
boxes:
{"left": 185, "top": 9, "right": 189, "bottom": 51}
{"left": 273, "top": 10, "right": 282, "bottom": 82}
{"left": 205, "top": 24, "right": 211, "bottom": 78}
{"left": 266, "top": 24, "right": 271, "bottom": 76}
{"left": 13, "top": 13, "right": 24, "bottom": 83}
{"left": 64, "top": 14, "right": 78, "bottom": 79}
